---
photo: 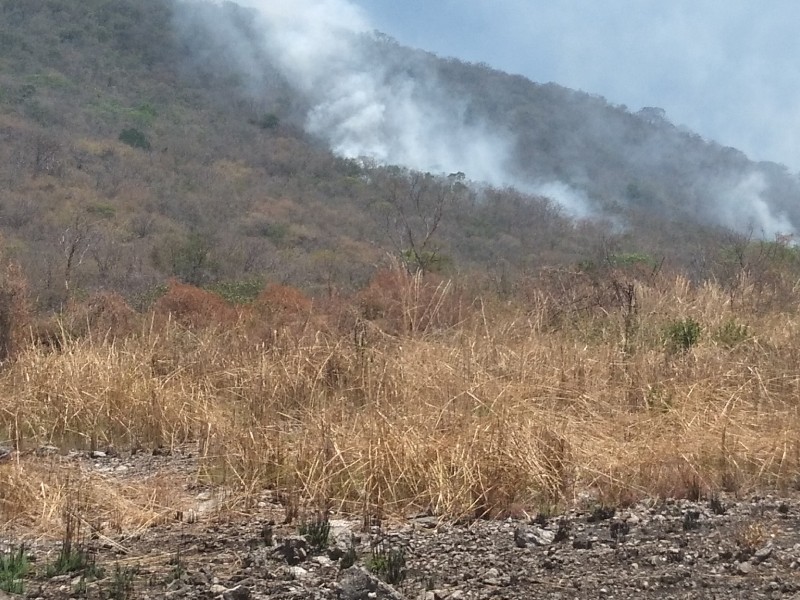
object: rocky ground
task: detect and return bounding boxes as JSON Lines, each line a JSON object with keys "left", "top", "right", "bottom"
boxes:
{"left": 3, "top": 448, "right": 800, "bottom": 599}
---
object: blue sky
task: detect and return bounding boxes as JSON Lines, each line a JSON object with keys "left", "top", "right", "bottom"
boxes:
{"left": 351, "top": 1, "right": 800, "bottom": 172}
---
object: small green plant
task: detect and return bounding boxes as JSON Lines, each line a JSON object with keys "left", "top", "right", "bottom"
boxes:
{"left": 608, "top": 252, "right": 656, "bottom": 268}
{"left": 167, "top": 547, "right": 186, "bottom": 582}
{"left": 299, "top": 515, "right": 331, "bottom": 551}
{"left": 709, "top": 493, "right": 728, "bottom": 515}
{"left": 86, "top": 203, "right": 116, "bottom": 219}
{"left": 367, "top": 543, "right": 406, "bottom": 585}
{"left": 118, "top": 127, "right": 151, "bottom": 150}
{"left": 108, "top": 562, "right": 137, "bottom": 600}
{"left": 0, "top": 544, "right": 29, "bottom": 594}
{"left": 663, "top": 317, "right": 702, "bottom": 352}
{"left": 46, "top": 545, "right": 101, "bottom": 579}
{"left": 644, "top": 384, "right": 672, "bottom": 412}
{"left": 131, "top": 103, "right": 157, "bottom": 127}
{"left": 131, "top": 282, "right": 169, "bottom": 312}
{"left": 46, "top": 510, "right": 102, "bottom": 579}
{"left": 713, "top": 319, "right": 750, "bottom": 348}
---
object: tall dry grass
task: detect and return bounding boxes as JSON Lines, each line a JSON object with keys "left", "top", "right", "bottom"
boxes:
{"left": 2, "top": 265, "right": 800, "bottom": 533}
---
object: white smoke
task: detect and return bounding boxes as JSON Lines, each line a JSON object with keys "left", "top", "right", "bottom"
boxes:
{"left": 527, "top": 181, "right": 592, "bottom": 218}
{"left": 177, "top": 0, "right": 590, "bottom": 215}
{"left": 714, "top": 171, "right": 796, "bottom": 238}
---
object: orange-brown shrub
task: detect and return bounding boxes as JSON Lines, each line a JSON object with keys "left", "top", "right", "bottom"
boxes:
{"left": 0, "top": 262, "right": 31, "bottom": 361}
{"left": 63, "top": 291, "right": 138, "bottom": 340}
{"left": 243, "top": 283, "right": 317, "bottom": 345}
{"left": 251, "top": 283, "right": 312, "bottom": 324}
{"left": 153, "top": 280, "right": 238, "bottom": 328}
{"left": 358, "top": 264, "right": 466, "bottom": 336}
{"left": 255, "top": 283, "right": 312, "bottom": 314}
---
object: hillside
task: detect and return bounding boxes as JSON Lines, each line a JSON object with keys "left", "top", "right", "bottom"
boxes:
{"left": 0, "top": 0, "right": 796, "bottom": 310}
{"left": 176, "top": 1, "right": 800, "bottom": 234}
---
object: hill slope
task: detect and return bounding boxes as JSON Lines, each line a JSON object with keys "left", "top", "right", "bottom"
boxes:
{"left": 177, "top": 1, "right": 800, "bottom": 234}
{"left": 0, "top": 0, "right": 793, "bottom": 308}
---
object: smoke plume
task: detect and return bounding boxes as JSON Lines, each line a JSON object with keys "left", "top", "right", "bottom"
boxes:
{"left": 174, "top": 1, "right": 800, "bottom": 234}
{"left": 714, "top": 171, "right": 796, "bottom": 238}
{"left": 174, "top": 0, "right": 591, "bottom": 216}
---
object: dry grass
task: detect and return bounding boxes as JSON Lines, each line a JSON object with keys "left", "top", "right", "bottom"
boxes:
{"left": 3, "top": 266, "right": 800, "bottom": 534}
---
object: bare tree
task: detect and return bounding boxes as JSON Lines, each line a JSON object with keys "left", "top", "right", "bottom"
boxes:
{"left": 60, "top": 213, "right": 96, "bottom": 298}
{"left": 372, "top": 168, "right": 465, "bottom": 273}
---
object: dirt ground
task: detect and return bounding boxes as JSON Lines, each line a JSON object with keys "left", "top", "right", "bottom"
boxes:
{"left": 3, "top": 446, "right": 800, "bottom": 599}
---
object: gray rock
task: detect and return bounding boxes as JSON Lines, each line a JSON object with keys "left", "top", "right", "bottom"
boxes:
{"left": 514, "top": 525, "right": 555, "bottom": 548}
{"left": 336, "top": 566, "right": 405, "bottom": 600}
{"left": 329, "top": 526, "right": 359, "bottom": 561}
{"left": 737, "top": 561, "right": 754, "bottom": 576}
{"left": 289, "top": 565, "right": 309, "bottom": 579}
{"left": 754, "top": 545, "right": 773, "bottom": 563}
{"left": 222, "top": 585, "right": 251, "bottom": 600}
{"left": 35, "top": 445, "right": 59, "bottom": 456}
{"left": 312, "top": 555, "right": 335, "bottom": 567}
{"left": 411, "top": 516, "right": 439, "bottom": 529}
{"left": 481, "top": 567, "right": 503, "bottom": 586}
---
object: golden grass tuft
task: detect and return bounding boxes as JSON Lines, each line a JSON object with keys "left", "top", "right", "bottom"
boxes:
{"left": 0, "top": 458, "right": 189, "bottom": 538}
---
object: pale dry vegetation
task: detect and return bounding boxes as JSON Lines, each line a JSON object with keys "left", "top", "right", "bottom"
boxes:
{"left": 1, "top": 263, "right": 800, "bottom": 537}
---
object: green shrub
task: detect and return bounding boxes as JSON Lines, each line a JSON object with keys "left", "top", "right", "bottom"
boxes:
{"left": 713, "top": 319, "right": 750, "bottom": 348}
{"left": 366, "top": 543, "right": 406, "bottom": 585}
{"left": 86, "top": 203, "right": 116, "bottom": 219}
{"left": 257, "top": 222, "right": 289, "bottom": 244}
{"left": 608, "top": 252, "right": 656, "bottom": 268}
{"left": 663, "top": 317, "right": 702, "bottom": 353}
{"left": 45, "top": 510, "right": 103, "bottom": 580}
{"left": 131, "top": 283, "right": 168, "bottom": 312}
{"left": 109, "top": 562, "right": 137, "bottom": 599}
{"left": 0, "top": 545, "right": 29, "bottom": 594}
{"left": 298, "top": 515, "right": 330, "bottom": 551}
{"left": 254, "top": 113, "right": 279, "bottom": 129}
{"left": 131, "top": 103, "right": 157, "bottom": 127}
{"left": 209, "top": 279, "right": 263, "bottom": 305}
{"left": 154, "top": 233, "right": 218, "bottom": 286}
{"left": 118, "top": 128, "right": 151, "bottom": 150}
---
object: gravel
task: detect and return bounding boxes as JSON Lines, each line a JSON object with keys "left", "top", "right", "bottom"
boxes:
{"left": 5, "top": 448, "right": 800, "bottom": 599}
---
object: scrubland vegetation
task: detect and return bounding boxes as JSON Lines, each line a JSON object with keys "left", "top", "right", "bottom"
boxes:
{"left": 3, "top": 254, "right": 800, "bottom": 533}
{"left": 3, "top": 0, "right": 800, "bottom": 541}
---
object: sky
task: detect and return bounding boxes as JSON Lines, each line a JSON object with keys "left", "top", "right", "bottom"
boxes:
{"left": 351, "top": 0, "right": 800, "bottom": 173}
